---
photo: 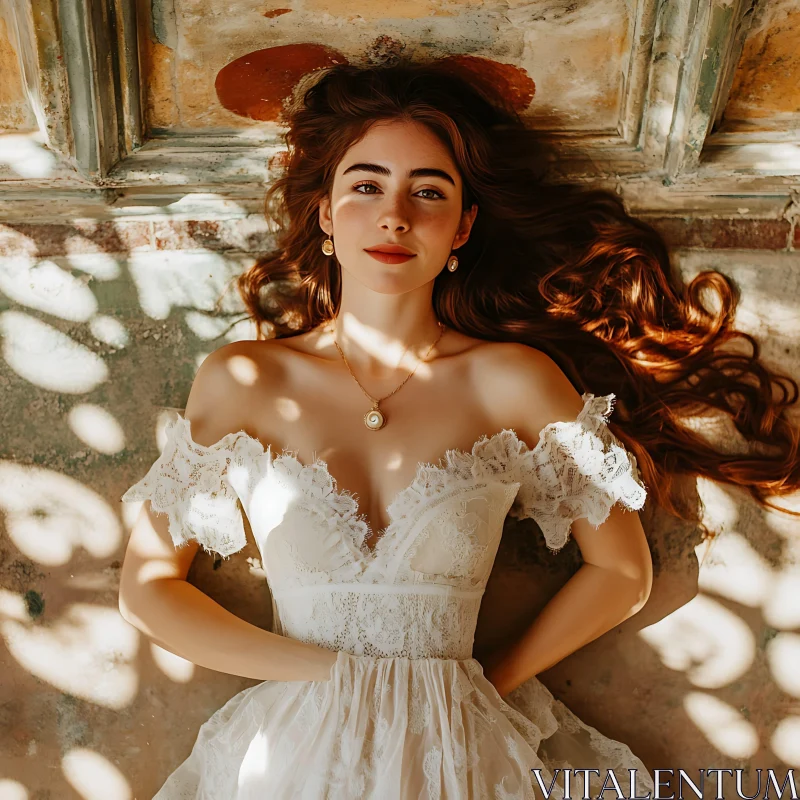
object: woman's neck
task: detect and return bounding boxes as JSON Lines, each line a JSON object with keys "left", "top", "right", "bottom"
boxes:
{"left": 326, "top": 300, "right": 444, "bottom": 378}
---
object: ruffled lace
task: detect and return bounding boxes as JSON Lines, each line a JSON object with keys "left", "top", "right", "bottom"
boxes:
{"left": 507, "top": 392, "right": 647, "bottom": 553}
{"left": 152, "top": 651, "right": 656, "bottom": 800}
{"left": 121, "top": 417, "right": 262, "bottom": 558}
{"left": 121, "top": 392, "right": 647, "bottom": 562}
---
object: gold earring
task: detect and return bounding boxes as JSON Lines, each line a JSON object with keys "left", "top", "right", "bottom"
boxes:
{"left": 322, "top": 236, "right": 335, "bottom": 256}
{"left": 446, "top": 254, "right": 459, "bottom": 272}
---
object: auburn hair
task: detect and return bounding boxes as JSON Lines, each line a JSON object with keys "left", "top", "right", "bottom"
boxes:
{"left": 237, "top": 61, "right": 800, "bottom": 539}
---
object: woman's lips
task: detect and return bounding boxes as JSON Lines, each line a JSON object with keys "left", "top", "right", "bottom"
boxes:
{"left": 364, "top": 250, "right": 417, "bottom": 264}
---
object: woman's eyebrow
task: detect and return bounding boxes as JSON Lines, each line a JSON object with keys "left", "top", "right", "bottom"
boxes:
{"left": 342, "top": 162, "right": 455, "bottom": 186}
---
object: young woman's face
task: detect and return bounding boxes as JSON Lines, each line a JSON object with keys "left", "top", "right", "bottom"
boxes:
{"left": 318, "top": 118, "right": 478, "bottom": 295}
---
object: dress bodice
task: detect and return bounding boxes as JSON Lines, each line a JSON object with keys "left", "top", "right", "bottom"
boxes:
{"left": 122, "top": 393, "right": 647, "bottom": 659}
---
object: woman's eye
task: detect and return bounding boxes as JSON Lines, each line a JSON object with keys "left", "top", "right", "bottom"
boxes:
{"left": 417, "top": 188, "right": 445, "bottom": 200}
{"left": 352, "top": 182, "right": 444, "bottom": 200}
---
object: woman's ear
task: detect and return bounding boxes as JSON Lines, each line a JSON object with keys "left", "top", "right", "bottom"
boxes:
{"left": 318, "top": 196, "right": 333, "bottom": 236}
{"left": 453, "top": 203, "right": 478, "bottom": 249}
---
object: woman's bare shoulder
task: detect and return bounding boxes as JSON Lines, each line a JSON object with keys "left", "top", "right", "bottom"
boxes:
{"left": 182, "top": 338, "right": 290, "bottom": 445}
{"left": 464, "top": 341, "right": 585, "bottom": 433}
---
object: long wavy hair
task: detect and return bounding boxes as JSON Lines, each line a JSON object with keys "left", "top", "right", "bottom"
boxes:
{"left": 238, "top": 61, "right": 800, "bottom": 535}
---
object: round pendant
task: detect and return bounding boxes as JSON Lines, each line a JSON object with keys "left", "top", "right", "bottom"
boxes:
{"left": 364, "top": 407, "right": 386, "bottom": 431}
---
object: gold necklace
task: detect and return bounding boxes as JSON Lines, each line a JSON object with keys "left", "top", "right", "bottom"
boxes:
{"left": 330, "top": 321, "right": 447, "bottom": 431}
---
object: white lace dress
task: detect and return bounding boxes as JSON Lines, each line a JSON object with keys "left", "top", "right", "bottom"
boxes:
{"left": 122, "top": 392, "right": 655, "bottom": 799}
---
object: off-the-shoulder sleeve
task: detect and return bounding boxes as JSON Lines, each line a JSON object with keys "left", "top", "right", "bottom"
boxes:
{"left": 121, "top": 416, "right": 249, "bottom": 558}
{"left": 508, "top": 392, "right": 647, "bottom": 554}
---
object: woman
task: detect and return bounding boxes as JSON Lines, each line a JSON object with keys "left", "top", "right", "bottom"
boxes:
{"left": 119, "top": 62, "right": 800, "bottom": 798}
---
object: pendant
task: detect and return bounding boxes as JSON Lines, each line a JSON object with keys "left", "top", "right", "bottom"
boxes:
{"left": 364, "top": 403, "right": 386, "bottom": 431}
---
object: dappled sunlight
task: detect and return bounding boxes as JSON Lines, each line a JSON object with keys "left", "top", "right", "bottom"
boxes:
{"left": 683, "top": 692, "right": 759, "bottom": 758}
{"left": 637, "top": 481, "right": 800, "bottom": 761}
{"left": 238, "top": 729, "right": 273, "bottom": 786}
{"left": 184, "top": 310, "right": 255, "bottom": 345}
{"left": 766, "top": 632, "right": 800, "bottom": 697}
{"left": 696, "top": 530, "right": 772, "bottom": 607}
{"left": 763, "top": 565, "right": 800, "bottom": 629}
{"left": 275, "top": 396, "right": 301, "bottom": 422}
{"left": 62, "top": 747, "right": 132, "bottom": 800}
{"left": 320, "top": 312, "right": 439, "bottom": 379}
{"left": 0, "top": 134, "right": 57, "bottom": 179}
{"left": 0, "top": 311, "right": 108, "bottom": 393}
{"left": 89, "top": 315, "right": 129, "bottom": 348}
{"left": 0, "top": 779, "right": 29, "bottom": 800}
{"left": 674, "top": 254, "right": 800, "bottom": 346}
{"left": 0, "top": 258, "right": 98, "bottom": 321}
{"left": 184, "top": 309, "right": 235, "bottom": 340}
{"left": 0, "top": 588, "right": 29, "bottom": 622}
{"left": 237, "top": 465, "right": 295, "bottom": 535}
{"left": 693, "top": 475, "right": 741, "bottom": 528}
{"left": 228, "top": 354, "right": 259, "bottom": 386}
{"left": 638, "top": 594, "right": 755, "bottom": 688}
{"left": 762, "top": 492, "right": 800, "bottom": 536}
{"left": 0, "top": 462, "right": 121, "bottom": 564}
{"left": 385, "top": 451, "right": 404, "bottom": 472}
{"left": 150, "top": 641, "right": 195, "bottom": 683}
{"left": 224, "top": 317, "right": 258, "bottom": 341}
{"left": 2, "top": 603, "right": 138, "bottom": 709}
{"left": 68, "top": 404, "right": 126, "bottom": 454}
{"left": 748, "top": 143, "right": 800, "bottom": 172}
{"left": 64, "top": 252, "right": 123, "bottom": 280}
{"left": 126, "top": 251, "right": 251, "bottom": 320}
{"left": 772, "top": 716, "right": 800, "bottom": 765}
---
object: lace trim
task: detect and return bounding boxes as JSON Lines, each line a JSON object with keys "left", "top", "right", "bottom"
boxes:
{"left": 120, "top": 416, "right": 263, "bottom": 558}
{"left": 507, "top": 393, "right": 647, "bottom": 553}
{"left": 121, "top": 392, "right": 647, "bottom": 562}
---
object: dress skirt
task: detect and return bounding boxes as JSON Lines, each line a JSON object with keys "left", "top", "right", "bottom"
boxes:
{"left": 153, "top": 651, "right": 655, "bottom": 800}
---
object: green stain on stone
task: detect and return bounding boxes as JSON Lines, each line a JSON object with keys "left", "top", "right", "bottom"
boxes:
{"left": 24, "top": 589, "right": 45, "bottom": 619}
{"left": 761, "top": 625, "right": 779, "bottom": 648}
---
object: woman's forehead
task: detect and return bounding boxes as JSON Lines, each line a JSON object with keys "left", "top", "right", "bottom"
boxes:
{"left": 337, "top": 120, "right": 459, "bottom": 176}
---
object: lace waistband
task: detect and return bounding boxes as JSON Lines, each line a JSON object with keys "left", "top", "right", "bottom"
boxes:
{"left": 271, "top": 581, "right": 484, "bottom": 600}
{"left": 271, "top": 583, "right": 483, "bottom": 660}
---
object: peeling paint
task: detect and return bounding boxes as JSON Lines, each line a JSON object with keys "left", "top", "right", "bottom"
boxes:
{"left": 0, "top": 15, "right": 38, "bottom": 131}
{"left": 151, "top": 0, "right": 179, "bottom": 48}
{"left": 365, "top": 35, "right": 406, "bottom": 66}
{"left": 438, "top": 55, "right": 536, "bottom": 113}
{"left": 135, "top": 0, "right": 630, "bottom": 133}
{"left": 215, "top": 44, "right": 348, "bottom": 121}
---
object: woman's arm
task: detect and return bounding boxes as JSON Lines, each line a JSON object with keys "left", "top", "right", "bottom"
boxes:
{"left": 118, "top": 342, "right": 339, "bottom": 683}
{"left": 118, "top": 502, "right": 338, "bottom": 682}
{"left": 475, "top": 343, "right": 654, "bottom": 696}
{"left": 481, "top": 504, "right": 652, "bottom": 697}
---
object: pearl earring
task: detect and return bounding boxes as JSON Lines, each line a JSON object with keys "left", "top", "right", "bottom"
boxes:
{"left": 322, "top": 237, "right": 335, "bottom": 256}
{"left": 446, "top": 254, "right": 459, "bottom": 272}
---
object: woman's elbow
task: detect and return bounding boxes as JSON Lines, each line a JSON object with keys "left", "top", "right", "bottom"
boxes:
{"left": 118, "top": 583, "right": 144, "bottom": 629}
{"left": 118, "top": 574, "right": 162, "bottom": 631}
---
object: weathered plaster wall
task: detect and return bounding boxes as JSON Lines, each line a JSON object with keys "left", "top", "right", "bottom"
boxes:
{"left": 1, "top": 213, "right": 799, "bottom": 797}
{"left": 139, "top": 0, "right": 631, "bottom": 134}
{"left": 724, "top": 0, "right": 800, "bottom": 131}
{"left": 0, "top": 13, "right": 37, "bottom": 132}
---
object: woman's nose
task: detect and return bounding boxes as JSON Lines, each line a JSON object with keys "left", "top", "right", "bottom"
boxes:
{"left": 377, "top": 194, "right": 411, "bottom": 232}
